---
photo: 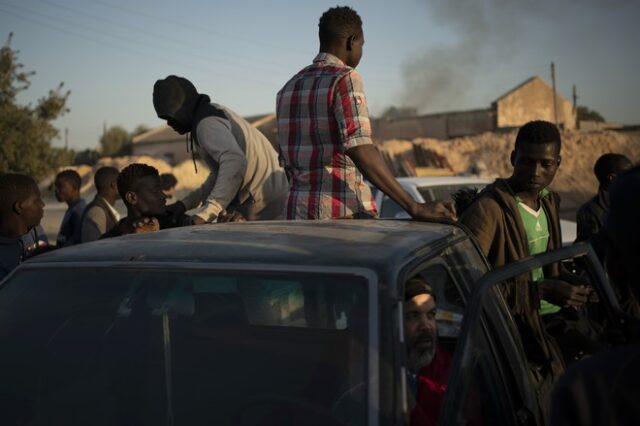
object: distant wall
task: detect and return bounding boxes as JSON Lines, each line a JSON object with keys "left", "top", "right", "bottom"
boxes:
{"left": 132, "top": 141, "right": 189, "bottom": 166}
{"left": 372, "top": 109, "right": 494, "bottom": 141}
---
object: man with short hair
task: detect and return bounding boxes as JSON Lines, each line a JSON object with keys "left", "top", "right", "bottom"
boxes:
{"left": 160, "top": 173, "right": 178, "bottom": 200}
{"left": 54, "top": 169, "right": 86, "bottom": 247}
{"left": 276, "top": 6, "right": 454, "bottom": 221}
{"left": 460, "top": 121, "right": 598, "bottom": 380}
{"left": 153, "top": 76, "right": 289, "bottom": 223}
{"left": 551, "top": 166, "right": 640, "bottom": 426}
{"left": 404, "top": 276, "right": 452, "bottom": 426}
{"left": 576, "top": 153, "right": 633, "bottom": 243}
{"left": 0, "top": 173, "right": 45, "bottom": 280}
{"left": 80, "top": 166, "right": 121, "bottom": 242}
{"left": 101, "top": 163, "right": 190, "bottom": 238}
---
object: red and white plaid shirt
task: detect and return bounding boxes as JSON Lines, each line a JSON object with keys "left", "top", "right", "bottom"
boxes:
{"left": 276, "top": 53, "right": 377, "bottom": 219}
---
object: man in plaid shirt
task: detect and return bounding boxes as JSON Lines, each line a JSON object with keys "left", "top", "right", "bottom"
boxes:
{"left": 277, "top": 6, "right": 455, "bottom": 221}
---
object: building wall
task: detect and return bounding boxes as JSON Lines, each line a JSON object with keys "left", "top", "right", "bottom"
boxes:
{"left": 495, "top": 78, "right": 576, "bottom": 129}
{"left": 372, "top": 109, "right": 494, "bottom": 141}
{"left": 132, "top": 140, "right": 190, "bottom": 165}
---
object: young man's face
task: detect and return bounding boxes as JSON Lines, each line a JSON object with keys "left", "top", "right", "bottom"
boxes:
{"left": 405, "top": 293, "right": 438, "bottom": 373}
{"left": 129, "top": 175, "right": 167, "bottom": 217}
{"left": 510, "top": 142, "right": 561, "bottom": 193}
{"left": 18, "top": 189, "right": 45, "bottom": 229}
{"left": 54, "top": 178, "right": 78, "bottom": 203}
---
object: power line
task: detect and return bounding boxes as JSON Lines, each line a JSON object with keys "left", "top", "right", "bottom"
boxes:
{"left": 39, "top": 0, "right": 293, "bottom": 72}
{"left": 0, "top": 4, "right": 274, "bottom": 86}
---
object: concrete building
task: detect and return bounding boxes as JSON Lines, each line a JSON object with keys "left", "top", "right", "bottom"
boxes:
{"left": 371, "top": 76, "right": 576, "bottom": 141}
{"left": 493, "top": 76, "right": 576, "bottom": 130}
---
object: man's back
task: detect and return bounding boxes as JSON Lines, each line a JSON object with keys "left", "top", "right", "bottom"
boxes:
{"left": 551, "top": 339, "right": 640, "bottom": 426}
{"left": 276, "top": 53, "right": 375, "bottom": 219}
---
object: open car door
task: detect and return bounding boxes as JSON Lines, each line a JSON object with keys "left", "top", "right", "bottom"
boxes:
{"left": 438, "top": 242, "right": 626, "bottom": 426}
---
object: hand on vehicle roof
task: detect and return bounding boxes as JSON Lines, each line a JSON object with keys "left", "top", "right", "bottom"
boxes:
{"left": 409, "top": 200, "right": 457, "bottom": 221}
{"left": 133, "top": 217, "right": 160, "bottom": 234}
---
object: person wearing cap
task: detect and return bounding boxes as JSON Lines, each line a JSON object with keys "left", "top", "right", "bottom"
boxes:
{"left": 153, "top": 75, "right": 289, "bottom": 223}
{"left": 404, "top": 276, "right": 453, "bottom": 426}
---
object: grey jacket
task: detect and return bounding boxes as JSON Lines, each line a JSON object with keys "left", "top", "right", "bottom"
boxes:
{"left": 80, "top": 196, "right": 119, "bottom": 242}
{"left": 181, "top": 103, "right": 289, "bottom": 221}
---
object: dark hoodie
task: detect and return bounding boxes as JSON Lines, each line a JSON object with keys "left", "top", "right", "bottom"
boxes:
{"left": 153, "top": 75, "right": 226, "bottom": 140}
{"left": 460, "top": 178, "right": 565, "bottom": 379}
{"left": 0, "top": 235, "right": 24, "bottom": 282}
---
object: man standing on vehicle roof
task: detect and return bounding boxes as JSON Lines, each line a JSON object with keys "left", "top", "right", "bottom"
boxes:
{"left": 153, "top": 75, "right": 289, "bottom": 223}
{"left": 551, "top": 166, "right": 640, "bottom": 426}
{"left": 276, "top": 6, "right": 455, "bottom": 221}
{"left": 460, "top": 121, "right": 601, "bottom": 380}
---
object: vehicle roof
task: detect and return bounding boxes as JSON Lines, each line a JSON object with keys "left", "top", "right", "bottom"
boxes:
{"left": 397, "top": 176, "right": 492, "bottom": 187}
{"left": 26, "top": 220, "right": 467, "bottom": 275}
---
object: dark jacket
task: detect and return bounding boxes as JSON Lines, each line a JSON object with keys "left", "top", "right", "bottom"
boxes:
{"left": 56, "top": 198, "right": 87, "bottom": 247}
{"left": 551, "top": 333, "right": 640, "bottom": 426}
{"left": 80, "top": 196, "right": 119, "bottom": 243}
{"left": 576, "top": 189, "right": 608, "bottom": 243}
{"left": 460, "top": 178, "right": 565, "bottom": 378}
{"left": 0, "top": 235, "right": 23, "bottom": 282}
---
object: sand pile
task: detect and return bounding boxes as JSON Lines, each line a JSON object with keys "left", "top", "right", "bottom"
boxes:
{"left": 43, "top": 156, "right": 208, "bottom": 200}
{"left": 379, "top": 130, "right": 640, "bottom": 210}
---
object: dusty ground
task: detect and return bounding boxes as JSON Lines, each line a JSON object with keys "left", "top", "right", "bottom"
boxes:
{"left": 41, "top": 130, "right": 639, "bottom": 240}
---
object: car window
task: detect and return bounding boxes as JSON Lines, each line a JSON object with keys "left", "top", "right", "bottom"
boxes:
{"left": 380, "top": 196, "right": 407, "bottom": 218}
{"left": 0, "top": 268, "right": 371, "bottom": 426}
{"left": 418, "top": 183, "right": 486, "bottom": 203}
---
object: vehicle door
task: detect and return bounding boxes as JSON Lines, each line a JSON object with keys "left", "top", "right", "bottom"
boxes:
{"left": 439, "top": 242, "right": 625, "bottom": 426}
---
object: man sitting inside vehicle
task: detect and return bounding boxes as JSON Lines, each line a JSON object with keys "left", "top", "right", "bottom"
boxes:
{"left": 101, "top": 163, "right": 192, "bottom": 238}
{"left": 405, "top": 276, "right": 452, "bottom": 426}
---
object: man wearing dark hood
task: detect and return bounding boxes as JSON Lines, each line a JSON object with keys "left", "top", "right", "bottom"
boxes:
{"left": 551, "top": 166, "right": 640, "bottom": 426}
{"left": 153, "top": 75, "right": 289, "bottom": 223}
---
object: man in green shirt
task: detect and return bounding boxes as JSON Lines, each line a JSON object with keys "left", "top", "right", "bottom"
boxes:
{"left": 461, "top": 121, "right": 601, "bottom": 384}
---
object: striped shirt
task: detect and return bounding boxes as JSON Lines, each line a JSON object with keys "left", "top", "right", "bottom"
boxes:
{"left": 276, "top": 53, "right": 377, "bottom": 219}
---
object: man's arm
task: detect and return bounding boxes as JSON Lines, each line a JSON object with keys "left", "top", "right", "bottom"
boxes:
{"left": 333, "top": 71, "right": 454, "bottom": 220}
{"left": 346, "top": 145, "right": 454, "bottom": 220}
{"left": 183, "top": 116, "right": 247, "bottom": 222}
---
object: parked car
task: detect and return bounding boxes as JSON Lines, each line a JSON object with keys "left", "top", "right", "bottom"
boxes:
{"left": 372, "top": 176, "right": 578, "bottom": 245}
{"left": 0, "top": 220, "right": 620, "bottom": 425}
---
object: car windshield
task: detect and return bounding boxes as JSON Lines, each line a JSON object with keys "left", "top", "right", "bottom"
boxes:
{"left": 0, "top": 267, "right": 370, "bottom": 425}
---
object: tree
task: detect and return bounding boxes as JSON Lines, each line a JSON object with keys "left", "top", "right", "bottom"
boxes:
{"left": 99, "top": 124, "right": 150, "bottom": 157}
{"left": 0, "top": 33, "right": 70, "bottom": 180}
{"left": 577, "top": 106, "right": 605, "bottom": 123}
{"left": 99, "top": 125, "right": 130, "bottom": 157}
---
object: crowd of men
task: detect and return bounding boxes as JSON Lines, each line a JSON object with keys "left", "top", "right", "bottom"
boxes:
{"left": 0, "top": 5, "right": 638, "bottom": 426}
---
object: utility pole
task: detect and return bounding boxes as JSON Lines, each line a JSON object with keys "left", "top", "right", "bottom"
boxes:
{"left": 572, "top": 85, "right": 579, "bottom": 129}
{"left": 64, "top": 127, "right": 69, "bottom": 151}
{"left": 551, "top": 62, "right": 558, "bottom": 127}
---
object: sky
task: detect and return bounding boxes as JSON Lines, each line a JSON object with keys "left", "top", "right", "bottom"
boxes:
{"left": 1, "top": 0, "right": 639, "bottom": 151}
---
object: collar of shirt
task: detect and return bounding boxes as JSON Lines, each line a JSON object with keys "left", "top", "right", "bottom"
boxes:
{"left": 101, "top": 197, "right": 121, "bottom": 222}
{"left": 313, "top": 52, "right": 348, "bottom": 67}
